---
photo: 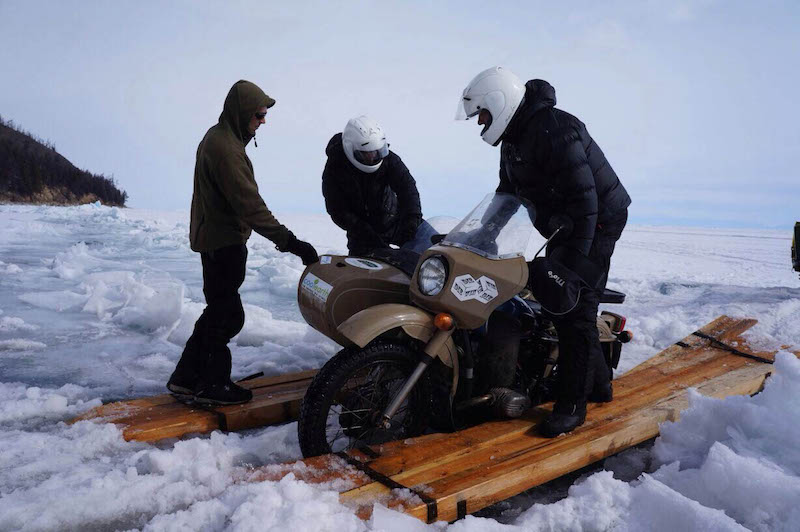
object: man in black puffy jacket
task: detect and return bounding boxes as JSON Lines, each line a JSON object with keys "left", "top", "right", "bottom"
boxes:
{"left": 457, "top": 67, "right": 631, "bottom": 436}
{"left": 322, "top": 115, "right": 424, "bottom": 256}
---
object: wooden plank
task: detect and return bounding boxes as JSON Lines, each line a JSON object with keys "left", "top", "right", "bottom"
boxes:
{"left": 70, "top": 369, "right": 318, "bottom": 441}
{"left": 622, "top": 315, "right": 757, "bottom": 377}
{"left": 241, "top": 316, "right": 794, "bottom": 524}
{"left": 338, "top": 342, "right": 761, "bottom": 507}
{"left": 389, "top": 361, "right": 774, "bottom": 522}
{"left": 339, "top": 318, "right": 762, "bottom": 489}
{"left": 243, "top": 317, "right": 754, "bottom": 501}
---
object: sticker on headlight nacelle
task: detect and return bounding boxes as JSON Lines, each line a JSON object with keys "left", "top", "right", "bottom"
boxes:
{"left": 450, "top": 274, "right": 498, "bottom": 303}
{"left": 301, "top": 273, "right": 333, "bottom": 302}
{"left": 345, "top": 257, "right": 384, "bottom": 270}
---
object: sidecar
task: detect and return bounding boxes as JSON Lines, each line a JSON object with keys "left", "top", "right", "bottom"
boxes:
{"left": 296, "top": 247, "right": 449, "bottom": 350}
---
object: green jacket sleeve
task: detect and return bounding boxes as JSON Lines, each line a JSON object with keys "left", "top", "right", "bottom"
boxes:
{"left": 216, "top": 150, "right": 295, "bottom": 249}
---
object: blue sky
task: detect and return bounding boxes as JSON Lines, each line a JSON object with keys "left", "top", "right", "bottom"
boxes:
{"left": 1, "top": 0, "right": 798, "bottom": 228}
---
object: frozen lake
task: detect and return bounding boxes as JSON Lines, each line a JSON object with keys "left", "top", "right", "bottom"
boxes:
{"left": 1, "top": 203, "right": 799, "bottom": 531}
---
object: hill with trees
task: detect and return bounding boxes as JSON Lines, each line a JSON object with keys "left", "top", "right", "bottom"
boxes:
{"left": 0, "top": 116, "right": 127, "bottom": 207}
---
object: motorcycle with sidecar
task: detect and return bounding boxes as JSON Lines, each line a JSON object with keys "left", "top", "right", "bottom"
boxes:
{"left": 296, "top": 193, "right": 631, "bottom": 457}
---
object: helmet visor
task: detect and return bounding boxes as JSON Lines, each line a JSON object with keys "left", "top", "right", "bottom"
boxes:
{"left": 354, "top": 143, "right": 389, "bottom": 166}
{"left": 455, "top": 94, "right": 480, "bottom": 121}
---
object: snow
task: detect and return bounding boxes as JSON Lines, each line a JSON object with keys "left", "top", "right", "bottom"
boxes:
{"left": 0, "top": 203, "right": 798, "bottom": 531}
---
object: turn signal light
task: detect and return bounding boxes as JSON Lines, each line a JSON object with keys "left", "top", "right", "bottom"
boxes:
{"left": 434, "top": 313, "right": 454, "bottom": 331}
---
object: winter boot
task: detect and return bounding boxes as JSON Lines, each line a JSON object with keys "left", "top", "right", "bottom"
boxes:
{"left": 167, "top": 358, "right": 202, "bottom": 398}
{"left": 489, "top": 387, "right": 532, "bottom": 418}
{"left": 168, "top": 333, "right": 207, "bottom": 398}
{"left": 540, "top": 401, "right": 587, "bottom": 437}
{"left": 194, "top": 380, "right": 253, "bottom": 406}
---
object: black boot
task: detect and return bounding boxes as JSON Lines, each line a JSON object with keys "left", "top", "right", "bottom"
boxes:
{"left": 540, "top": 401, "right": 587, "bottom": 437}
{"left": 167, "top": 354, "right": 203, "bottom": 398}
{"left": 168, "top": 323, "right": 209, "bottom": 397}
{"left": 194, "top": 380, "right": 253, "bottom": 405}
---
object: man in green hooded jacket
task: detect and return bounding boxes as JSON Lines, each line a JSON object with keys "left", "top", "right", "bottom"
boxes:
{"left": 168, "top": 80, "right": 318, "bottom": 405}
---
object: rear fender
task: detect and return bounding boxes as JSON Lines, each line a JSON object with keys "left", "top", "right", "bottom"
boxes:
{"left": 337, "top": 303, "right": 458, "bottom": 370}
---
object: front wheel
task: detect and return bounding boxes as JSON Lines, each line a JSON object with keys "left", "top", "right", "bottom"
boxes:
{"left": 298, "top": 341, "right": 432, "bottom": 458}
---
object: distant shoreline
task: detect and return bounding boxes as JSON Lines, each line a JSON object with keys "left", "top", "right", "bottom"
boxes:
{"left": 0, "top": 186, "right": 125, "bottom": 207}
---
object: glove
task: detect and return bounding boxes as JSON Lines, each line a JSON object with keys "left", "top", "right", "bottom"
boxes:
{"left": 527, "top": 256, "right": 588, "bottom": 315}
{"left": 284, "top": 236, "right": 319, "bottom": 265}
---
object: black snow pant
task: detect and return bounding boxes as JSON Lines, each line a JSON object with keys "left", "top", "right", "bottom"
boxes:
{"left": 549, "top": 210, "right": 627, "bottom": 405}
{"left": 175, "top": 244, "right": 247, "bottom": 385}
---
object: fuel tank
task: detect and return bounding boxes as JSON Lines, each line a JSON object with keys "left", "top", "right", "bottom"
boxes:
{"left": 297, "top": 255, "right": 411, "bottom": 346}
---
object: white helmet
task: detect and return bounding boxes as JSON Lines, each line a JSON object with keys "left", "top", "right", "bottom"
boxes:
{"left": 342, "top": 115, "right": 389, "bottom": 173}
{"left": 456, "top": 66, "right": 526, "bottom": 146}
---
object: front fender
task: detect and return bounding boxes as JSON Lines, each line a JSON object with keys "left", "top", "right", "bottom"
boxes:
{"left": 336, "top": 303, "right": 457, "bottom": 369}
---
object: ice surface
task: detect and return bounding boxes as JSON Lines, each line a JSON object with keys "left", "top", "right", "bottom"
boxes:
{"left": 0, "top": 204, "right": 798, "bottom": 530}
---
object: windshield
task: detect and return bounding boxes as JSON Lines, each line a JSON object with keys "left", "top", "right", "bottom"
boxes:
{"left": 442, "top": 193, "right": 536, "bottom": 259}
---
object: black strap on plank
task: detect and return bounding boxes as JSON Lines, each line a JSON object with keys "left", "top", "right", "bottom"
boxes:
{"left": 237, "top": 372, "right": 265, "bottom": 382}
{"left": 355, "top": 443, "right": 381, "bottom": 460}
{"left": 335, "top": 451, "right": 438, "bottom": 523}
{"left": 692, "top": 331, "right": 774, "bottom": 365}
{"left": 189, "top": 402, "right": 228, "bottom": 431}
{"left": 457, "top": 499, "right": 467, "bottom": 520}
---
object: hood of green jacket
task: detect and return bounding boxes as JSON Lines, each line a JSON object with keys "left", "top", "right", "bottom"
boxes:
{"left": 219, "top": 80, "right": 276, "bottom": 145}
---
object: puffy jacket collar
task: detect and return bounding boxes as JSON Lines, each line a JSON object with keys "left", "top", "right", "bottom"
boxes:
{"left": 219, "top": 80, "right": 275, "bottom": 146}
{"left": 504, "top": 79, "right": 557, "bottom": 142}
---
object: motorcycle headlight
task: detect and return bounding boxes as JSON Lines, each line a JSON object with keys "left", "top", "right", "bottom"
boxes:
{"left": 418, "top": 256, "right": 448, "bottom": 296}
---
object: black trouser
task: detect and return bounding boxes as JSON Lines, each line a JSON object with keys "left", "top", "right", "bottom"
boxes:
{"left": 549, "top": 211, "right": 627, "bottom": 404}
{"left": 176, "top": 244, "right": 247, "bottom": 385}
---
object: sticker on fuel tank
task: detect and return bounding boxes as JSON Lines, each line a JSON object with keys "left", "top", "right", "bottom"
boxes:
{"left": 301, "top": 273, "right": 333, "bottom": 302}
{"left": 344, "top": 257, "right": 384, "bottom": 270}
{"left": 320, "top": 256, "right": 332, "bottom": 264}
{"left": 451, "top": 274, "right": 498, "bottom": 303}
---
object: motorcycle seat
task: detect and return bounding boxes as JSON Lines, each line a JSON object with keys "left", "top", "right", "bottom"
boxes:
{"left": 600, "top": 289, "right": 626, "bottom": 304}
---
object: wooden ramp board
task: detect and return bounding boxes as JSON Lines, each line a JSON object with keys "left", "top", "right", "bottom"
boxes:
{"left": 246, "top": 316, "right": 799, "bottom": 523}
{"left": 70, "top": 369, "right": 318, "bottom": 441}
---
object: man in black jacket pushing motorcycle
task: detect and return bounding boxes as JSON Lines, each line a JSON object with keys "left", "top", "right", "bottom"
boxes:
{"left": 322, "top": 115, "right": 428, "bottom": 256}
{"left": 457, "top": 66, "right": 631, "bottom": 437}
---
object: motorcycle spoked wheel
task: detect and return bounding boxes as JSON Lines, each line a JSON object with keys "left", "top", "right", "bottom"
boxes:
{"left": 298, "top": 341, "right": 433, "bottom": 458}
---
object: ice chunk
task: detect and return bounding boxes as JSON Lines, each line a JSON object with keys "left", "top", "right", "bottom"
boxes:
{"left": 18, "top": 290, "right": 88, "bottom": 311}
{"left": 0, "top": 316, "right": 38, "bottom": 332}
{"left": 0, "top": 338, "right": 47, "bottom": 351}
